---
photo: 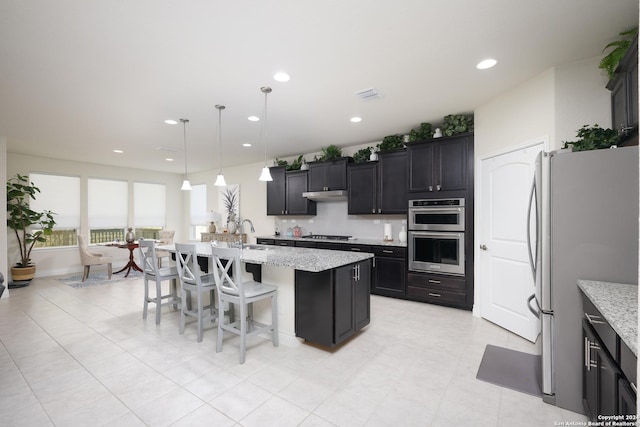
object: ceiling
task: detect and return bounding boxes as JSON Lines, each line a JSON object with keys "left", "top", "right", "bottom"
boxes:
{"left": 0, "top": 1, "right": 638, "bottom": 174}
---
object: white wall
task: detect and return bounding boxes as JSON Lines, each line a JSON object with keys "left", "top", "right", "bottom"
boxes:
{"left": 473, "top": 55, "right": 614, "bottom": 313}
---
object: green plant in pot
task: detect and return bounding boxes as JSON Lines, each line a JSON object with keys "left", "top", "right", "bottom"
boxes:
{"left": 6, "top": 174, "right": 56, "bottom": 283}
{"left": 377, "top": 134, "right": 404, "bottom": 152}
{"left": 319, "top": 144, "right": 342, "bottom": 161}
{"left": 408, "top": 122, "right": 434, "bottom": 142}
{"left": 441, "top": 114, "right": 474, "bottom": 137}
{"left": 599, "top": 27, "right": 638, "bottom": 80}
{"left": 353, "top": 147, "right": 374, "bottom": 163}
{"left": 562, "top": 124, "right": 620, "bottom": 152}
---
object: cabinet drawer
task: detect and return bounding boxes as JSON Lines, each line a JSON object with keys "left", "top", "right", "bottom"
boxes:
{"left": 373, "top": 246, "right": 407, "bottom": 258}
{"left": 620, "top": 341, "right": 637, "bottom": 386}
{"left": 295, "top": 240, "right": 317, "bottom": 248}
{"left": 408, "top": 272, "right": 466, "bottom": 292}
{"left": 581, "top": 293, "right": 618, "bottom": 360}
{"left": 256, "top": 238, "right": 274, "bottom": 245}
{"left": 275, "top": 240, "right": 294, "bottom": 247}
{"left": 407, "top": 285, "right": 466, "bottom": 305}
{"left": 343, "top": 244, "right": 372, "bottom": 253}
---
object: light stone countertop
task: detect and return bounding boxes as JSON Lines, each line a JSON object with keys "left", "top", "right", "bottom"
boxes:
{"left": 577, "top": 280, "right": 638, "bottom": 356}
{"left": 159, "top": 242, "right": 373, "bottom": 273}
{"left": 256, "top": 235, "right": 407, "bottom": 248}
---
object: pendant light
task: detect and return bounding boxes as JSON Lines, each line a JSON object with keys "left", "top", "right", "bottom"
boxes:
{"left": 214, "top": 104, "right": 227, "bottom": 187}
{"left": 258, "top": 86, "right": 273, "bottom": 181}
{"left": 180, "top": 118, "right": 192, "bottom": 191}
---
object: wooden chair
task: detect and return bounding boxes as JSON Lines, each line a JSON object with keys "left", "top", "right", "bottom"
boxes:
{"left": 174, "top": 243, "right": 217, "bottom": 342}
{"left": 138, "top": 238, "right": 180, "bottom": 325}
{"left": 211, "top": 246, "right": 278, "bottom": 364}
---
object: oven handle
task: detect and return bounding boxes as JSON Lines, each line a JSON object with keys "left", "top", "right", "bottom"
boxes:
{"left": 408, "top": 231, "right": 463, "bottom": 239}
{"left": 409, "top": 207, "right": 464, "bottom": 214}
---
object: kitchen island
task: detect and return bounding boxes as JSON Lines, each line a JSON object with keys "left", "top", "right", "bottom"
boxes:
{"left": 160, "top": 242, "right": 374, "bottom": 347}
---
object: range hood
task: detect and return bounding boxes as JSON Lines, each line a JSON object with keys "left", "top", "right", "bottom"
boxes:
{"left": 302, "top": 190, "right": 348, "bottom": 201}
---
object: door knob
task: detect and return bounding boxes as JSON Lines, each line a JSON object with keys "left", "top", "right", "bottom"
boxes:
{"left": 480, "top": 244, "right": 488, "bottom": 251}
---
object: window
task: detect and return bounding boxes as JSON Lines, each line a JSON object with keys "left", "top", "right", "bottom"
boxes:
{"left": 88, "top": 178, "right": 128, "bottom": 243}
{"left": 29, "top": 173, "right": 80, "bottom": 247}
{"left": 190, "top": 184, "right": 207, "bottom": 240}
{"left": 134, "top": 183, "right": 166, "bottom": 235}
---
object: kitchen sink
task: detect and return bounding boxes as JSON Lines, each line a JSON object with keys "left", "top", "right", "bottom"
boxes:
{"left": 243, "top": 244, "right": 270, "bottom": 251}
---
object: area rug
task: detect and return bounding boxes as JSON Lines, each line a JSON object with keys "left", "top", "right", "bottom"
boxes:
{"left": 476, "top": 344, "right": 542, "bottom": 397}
{"left": 58, "top": 271, "right": 143, "bottom": 288}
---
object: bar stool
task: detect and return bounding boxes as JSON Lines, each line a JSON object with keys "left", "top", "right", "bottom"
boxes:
{"left": 138, "top": 238, "right": 180, "bottom": 325}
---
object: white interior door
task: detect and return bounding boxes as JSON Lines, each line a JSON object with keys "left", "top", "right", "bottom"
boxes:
{"left": 478, "top": 142, "right": 543, "bottom": 342}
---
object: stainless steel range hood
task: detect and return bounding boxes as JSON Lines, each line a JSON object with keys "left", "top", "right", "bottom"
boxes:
{"left": 302, "top": 190, "right": 348, "bottom": 201}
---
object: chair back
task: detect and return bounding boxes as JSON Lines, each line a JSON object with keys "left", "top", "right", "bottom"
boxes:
{"left": 211, "top": 246, "right": 242, "bottom": 296}
{"left": 158, "top": 230, "right": 175, "bottom": 245}
{"left": 175, "top": 243, "right": 204, "bottom": 288}
{"left": 77, "top": 234, "right": 93, "bottom": 264}
{"left": 138, "top": 238, "right": 160, "bottom": 276}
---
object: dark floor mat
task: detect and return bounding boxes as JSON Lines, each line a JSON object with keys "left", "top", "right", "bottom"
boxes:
{"left": 476, "top": 344, "right": 542, "bottom": 397}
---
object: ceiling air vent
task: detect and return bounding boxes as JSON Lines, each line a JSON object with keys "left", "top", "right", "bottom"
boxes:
{"left": 355, "top": 87, "right": 381, "bottom": 100}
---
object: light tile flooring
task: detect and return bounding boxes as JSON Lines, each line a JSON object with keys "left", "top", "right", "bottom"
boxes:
{"left": 0, "top": 274, "right": 588, "bottom": 427}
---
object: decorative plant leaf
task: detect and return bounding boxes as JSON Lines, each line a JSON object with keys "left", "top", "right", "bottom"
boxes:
{"left": 599, "top": 27, "right": 637, "bottom": 80}
{"left": 353, "top": 147, "right": 374, "bottom": 163}
{"left": 320, "top": 145, "right": 342, "bottom": 161}
{"left": 562, "top": 124, "right": 620, "bottom": 151}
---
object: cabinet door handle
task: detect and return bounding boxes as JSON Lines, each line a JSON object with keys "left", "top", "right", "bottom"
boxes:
{"left": 631, "top": 383, "right": 637, "bottom": 394}
{"left": 382, "top": 250, "right": 393, "bottom": 254}
{"left": 428, "top": 292, "right": 441, "bottom": 297}
{"left": 351, "top": 247, "right": 361, "bottom": 251}
{"left": 372, "top": 208, "right": 375, "bottom": 214}
{"left": 585, "top": 313, "right": 605, "bottom": 325}
{"left": 436, "top": 184, "right": 441, "bottom": 191}
{"left": 378, "top": 208, "right": 381, "bottom": 213}
{"left": 584, "top": 336, "right": 590, "bottom": 370}
{"left": 428, "top": 186, "right": 433, "bottom": 191}
{"left": 428, "top": 279, "right": 441, "bottom": 284}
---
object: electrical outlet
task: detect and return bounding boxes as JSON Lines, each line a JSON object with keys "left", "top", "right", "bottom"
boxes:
{"left": 308, "top": 219, "right": 314, "bottom": 223}
{"left": 373, "top": 219, "right": 381, "bottom": 224}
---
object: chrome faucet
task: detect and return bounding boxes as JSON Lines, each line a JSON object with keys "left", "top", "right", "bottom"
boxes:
{"left": 240, "top": 218, "right": 255, "bottom": 234}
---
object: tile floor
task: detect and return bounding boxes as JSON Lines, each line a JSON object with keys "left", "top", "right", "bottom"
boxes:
{"left": 0, "top": 274, "right": 588, "bottom": 426}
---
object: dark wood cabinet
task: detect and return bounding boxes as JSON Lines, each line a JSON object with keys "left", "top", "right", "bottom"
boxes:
{"left": 308, "top": 157, "right": 351, "bottom": 191}
{"left": 580, "top": 291, "right": 635, "bottom": 419}
{"left": 408, "top": 134, "right": 471, "bottom": 196}
{"left": 372, "top": 246, "right": 406, "bottom": 297}
{"left": 266, "top": 168, "right": 316, "bottom": 216}
{"left": 607, "top": 35, "right": 638, "bottom": 145}
{"left": 295, "top": 259, "right": 371, "bottom": 347}
{"left": 266, "top": 166, "right": 286, "bottom": 216}
{"left": 406, "top": 272, "right": 469, "bottom": 309}
{"left": 347, "top": 150, "right": 407, "bottom": 214}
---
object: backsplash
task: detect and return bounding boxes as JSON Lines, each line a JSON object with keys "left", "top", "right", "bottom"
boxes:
{"left": 273, "top": 201, "right": 407, "bottom": 241}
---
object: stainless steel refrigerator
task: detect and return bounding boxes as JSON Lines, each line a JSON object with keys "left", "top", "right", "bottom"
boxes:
{"left": 527, "top": 146, "right": 638, "bottom": 413}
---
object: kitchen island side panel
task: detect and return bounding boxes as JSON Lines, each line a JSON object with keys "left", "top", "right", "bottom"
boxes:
{"left": 295, "top": 269, "right": 334, "bottom": 346}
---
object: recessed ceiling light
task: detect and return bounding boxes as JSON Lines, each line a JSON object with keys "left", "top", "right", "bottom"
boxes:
{"left": 164, "top": 119, "right": 178, "bottom": 125}
{"left": 248, "top": 116, "right": 260, "bottom": 122}
{"left": 350, "top": 116, "right": 363, "bottom": 123}
{"left": 242, "top": 143, "right": 252, "bottom": 147}
{"left": 113, "top": 149, "right": 124, "bottom": 154}
{"left": 476, "top": 59, "right": 497, "bottom": 70}
{"left": 274, "top": 72, "right": 291, "bottom": 82}
{"left": 165, "top": 158, "right": 174, "bottom": 162}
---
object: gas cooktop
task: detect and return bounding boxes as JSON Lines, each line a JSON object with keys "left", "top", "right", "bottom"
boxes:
{"left": 301, "top": 234, "right": 352, "bottom": 241}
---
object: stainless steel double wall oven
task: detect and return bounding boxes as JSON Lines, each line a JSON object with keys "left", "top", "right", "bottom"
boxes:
{"left": 408, "top": 198, "right": 465, "bottom": 276}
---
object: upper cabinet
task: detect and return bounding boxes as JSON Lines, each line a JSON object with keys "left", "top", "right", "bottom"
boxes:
{"left": 348, "top": 150, "right": 407, "bottom": 214}
{"left": 607, "top": 35, "right": 638, "bottom": 145}
{"left": 266, "top": 167, "right": 316, "bottom": 216}
{"left": 408, "top": 134, "right": 473, "bottom": 197}
{"left": 308, "top": 157, "right": 352, "bottom": 191}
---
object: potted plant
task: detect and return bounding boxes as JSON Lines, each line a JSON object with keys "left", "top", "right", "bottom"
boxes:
{"left": 599, "top": 28, "right": 638, "bottom": 80}
{"left": 318, "top": 144, "right": 342, "bottom": 161}
{"left": 377, "top": 134, "right": 404, "bottom": 152}
{"left": 408, "top": 122, "right": 434, "bottom": 142}
{"left": 441, "top": 114, "right": 474, "bottom": 137}
{"left": 6, "top": 174, "right": 56, "bottom": 283}
{"left": 353, "top": 147, "right": 374, "bottom": 163}
{"left": 562, "top": 124, "right": 620, "bottom": 151}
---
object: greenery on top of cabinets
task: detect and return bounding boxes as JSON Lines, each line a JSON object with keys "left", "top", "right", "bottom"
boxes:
{"left": 441, "top": 114, "right": 474, "bottom": 137}
{"left": 600, "top": 28, "right": 638, "bottom": 80}
{"left": 275, "top": 154, "right": 306, "bottom": 171}
{"left": 353, "top": 147, "right": 375, "bottom": 163}
{"left": 377, "top": 134, "right": 404, "bottom": 152}
{"left": 562, "top": 124, "right": 620, "bottom": 152}
{"left": 316, "top": 144, "right": 342, "bottom": 161}
{"left": 408, "top": 122, "right": 434, "bottom": 142}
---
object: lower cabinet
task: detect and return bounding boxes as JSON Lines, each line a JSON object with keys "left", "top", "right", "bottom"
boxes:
{"left": 406, "top": 272, "right": 469, "bottom": 310}
{"left": 372, "top": 246, "right": 406, "bottom": 297}
{"left": 295, "top": 259, "right": 371, "bottom": 347}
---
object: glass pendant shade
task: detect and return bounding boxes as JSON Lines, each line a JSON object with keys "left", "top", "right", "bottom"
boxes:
{"left": 181, "top": 179, "right": 192, "bottom": 191}
{"left": 214, "top": 104, "right": 227, "bottom": 187}
{"left": 214, "top": 173, "right": 227, "bottom": 187}
{"left": 259, "top": 166, "right": 273, "bottom": 181}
